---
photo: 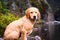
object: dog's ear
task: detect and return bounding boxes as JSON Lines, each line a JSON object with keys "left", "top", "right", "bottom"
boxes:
{"left": 37, "top": 12, "right": 41, "bottom": 19}
{"left": 25, "top": 9, "right": 30, "bottom": 18}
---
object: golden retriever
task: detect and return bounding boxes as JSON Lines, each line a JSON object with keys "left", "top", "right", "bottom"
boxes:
{"left": 3, "top": 7, "right": 41, "bottom": 40}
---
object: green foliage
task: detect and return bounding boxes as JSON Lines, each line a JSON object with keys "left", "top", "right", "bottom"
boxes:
{"left": 0, "top": 13, "right": 19, "bottom": 37}
{"left": 0, "top": 0, "right": 10, "bottom": 14}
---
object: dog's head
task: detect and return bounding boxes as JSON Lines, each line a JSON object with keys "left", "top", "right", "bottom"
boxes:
{"left": 25, "top": 7, "right": 41, "bottom": 20}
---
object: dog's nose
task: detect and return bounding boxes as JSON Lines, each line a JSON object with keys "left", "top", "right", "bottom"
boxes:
{"left": 33, "top": 16, "right": 36, "bottom": 19}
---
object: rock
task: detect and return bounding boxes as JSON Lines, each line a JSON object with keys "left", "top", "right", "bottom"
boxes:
{"left": 0, "top": 38, "right": 3, "bottom": 40}
{"left": 27, "top": 36, "right": 32, "bottom": 40}
{"left": 35, "top": 35, "right": 41, "bottom": 40}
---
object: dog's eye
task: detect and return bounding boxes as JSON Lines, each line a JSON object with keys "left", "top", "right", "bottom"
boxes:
{"left": 31, "top": 12, "right": 33, "bottom": 14}
{"left": 35, "top": 12, "right": 37, "bottom": 13}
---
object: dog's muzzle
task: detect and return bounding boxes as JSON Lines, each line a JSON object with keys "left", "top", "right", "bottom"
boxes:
{"left": 33, "top": 16, "right": 36, "bottom": 20}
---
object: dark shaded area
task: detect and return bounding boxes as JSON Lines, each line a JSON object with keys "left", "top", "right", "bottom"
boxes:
{"left": 54, "top": 22, "right": 60, "bottom": 40}
{"left": 54, "top": 8, "right": 60, "bottom": 21}
{"left": 47, "top": 0, "right": 60, "bottom": 21}
{"left": 46, "top": 0, "right": 60, "bottom": 40}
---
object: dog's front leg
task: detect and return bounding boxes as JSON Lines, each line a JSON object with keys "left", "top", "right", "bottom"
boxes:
{"left": 21, "top": 32, "right": 27, "bottom": 40}
{"left": 21, "top": 27, "right": 27, "bottom": 40}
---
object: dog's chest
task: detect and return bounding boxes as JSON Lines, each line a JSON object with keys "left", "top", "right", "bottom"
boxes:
{"left": 23, "top": 21, "right": 33, "bottom": 29}
{"left": 23, "top": 21, "right": 33, "bottom": 35}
